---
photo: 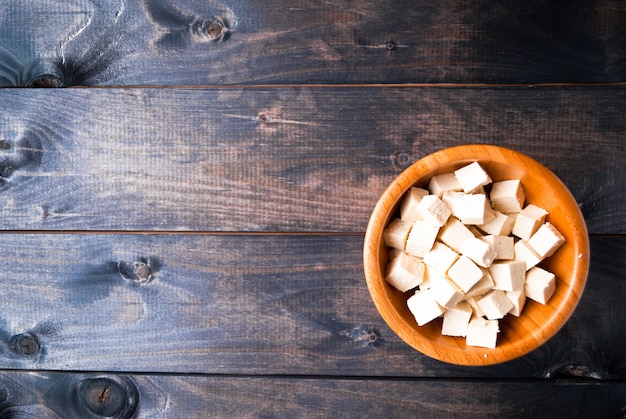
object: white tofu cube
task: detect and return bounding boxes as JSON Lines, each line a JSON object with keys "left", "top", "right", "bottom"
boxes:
{"left": 423, "top": 242, "right": 459, "bottom": 275}
{"left": 442, "top": 302, "right": 473, "bottom": 337}
{"left": 512, "top": 204, "right": 548, "bottom": 240}
{"left": 407, "top": 289, "right": 445, "bottom": 326}
{"left": 525, "top": 266, "right": 556, "bottom": 304}
{"left": 514, "top": 240, "right": 543, "bottom": 271}
{"left": 466, "top": 317, "right": 499, "bottom": 348}
{"left": 429, "top": 273, "right": 464, "bottom": 309}
{"left": 454, "top": 162, "right": 492, "bottom": 193}
{"left": 447, "top": 255, "right": 484, "bottom": 293}
{"left": 466, "top": 297, "right": 485, "bottom": 318}
{"left": 428, "top": 173, "right": 462, "bottom": 197}
{"left": 443, "top": 192, "right": 495, "bottom": 225}
{"left": 400, "top": 187, "right": 428, "bottom": 223}
{"left": 385, "top": 252, "right": 425, "bottom": 292}
{"left": 476, "top": 290, "right": 514, "bottom": 320}
{"left": 481, "top": 235, "right": 514, "bottom": 260}
{"left": 383, "top": 218, "right": 412, "bottom": 250}
{"left": 416, "top": 194, "right": 451, "bottom": 227}
{"left": 420, "top": 263, "right": 446, "bottom": 291}
{"left": 506, "top": 288, "right": 526, "bottom": 317}
{"left": 489, "top": 261, "right": 526, "bottom": 292}
{"left": 460, "top": 237, "right": 497, "bottom": 268}
{"left": 405, "top": 220, "right": 440, "bottom": 258}
{"left": 462, "top": 268, "right": 495, "bottom": 300}
{"left": 438, "top": 217, "right": 475, "bottom": 253}
{"left": 490, "top": 179, "right": 525, "bottom": 213}
{"left": 528, "top": 222, "right": 566, "bottom": 258}
{"left": 479, "top": 211, "right": 515, "bottom": 236}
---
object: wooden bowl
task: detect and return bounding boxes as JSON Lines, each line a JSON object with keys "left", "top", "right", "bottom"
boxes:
{"left": 363, "top": 144, "right": 589, "bottom": 366}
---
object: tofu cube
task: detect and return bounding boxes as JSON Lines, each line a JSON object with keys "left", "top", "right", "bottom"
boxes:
{"left": 489, "top": 261, "right": 526, "bottom": 292}
{"left": 388, "top": 248, "right": 403, "bottom": 261}
{"left": 512, "top": 204, "right": 548, "bottom": 240}
{"left": 429, "top": 273, "right": 465, "bottom": 309}
{"left": 479, "top": 211, "right": 516, "bottom": 236}
{"left": 514, "top": 240, "right": 543, "bottom": 271}
{"left": 442, "top": 302, "right": 473, "bottom": 337}
{"left": 525, "top": 266, "right": 556, "bottom": 304}
{"left": 460, "top": 237, "right": 497, "bottom": 268}
{"left": 506, "top": 288, "right": 526, "bottom": 317}
{"left": 466, "top": 297, "right": 486, "bottom": 318}
{"left": 462, "top": 268, "right": 495, "bottom": 300}
{"left": 490, "top": 179, "right": 525, "bottom": 213}
{"left": 466, "top": 317, "right": 499, "bottom": 348}
{"left": 443, "top": 192, "right": 495, "bottom": 225}
{"left": 428, "top": 173, "right": 462, "bottom": 197}
{"left": 438, "top": 217, "right": 475, "bottom": 253}
{"left": 447, "top": 255, "right": 484, "bottom": 293}
{"left": 415, "top": 194, "right": 452, "bottom": 227}
{"left": 400, "top": 187, "right": 428, "bottom": 223}
{"left": 454, "top": 162, "right": 492, "bottom": 193}
{"left": 405, "top": 220, "right": 440, "bottom": 258}
{"left": 407, "top": 289, "right": 445, "bottom": 326}
{"left": 476, "top": 289, "right": 514, "bottom": 320}
{"left": 383, "top": 218, "right": 412, "bottom": 250}
{"left": 385, "top": 252, "right": 425, "bottom": 292}
{"left": 481, "top": 235, "right": 514, "bottom": 260}
{"left": 528, "top": 222, "right": 566, "bottom": 258}
{"left": 420, "top": 263, "right": 446, "bottom": 291}
{"left": 423, "top": 242, "right": 459, "bottom": 275}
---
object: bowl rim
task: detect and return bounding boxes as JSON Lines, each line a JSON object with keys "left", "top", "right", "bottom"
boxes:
{"left": 363, "top": 144, "right": 590, "bottom": 366}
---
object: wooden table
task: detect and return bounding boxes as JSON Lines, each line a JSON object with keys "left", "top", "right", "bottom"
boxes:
{"left": 0, "top": 1, "right": 625, "bottom": 417}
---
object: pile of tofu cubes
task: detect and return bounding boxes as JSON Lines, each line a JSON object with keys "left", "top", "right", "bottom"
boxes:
{"left": 383, "top": 162, "right": 565, "bottom": 348}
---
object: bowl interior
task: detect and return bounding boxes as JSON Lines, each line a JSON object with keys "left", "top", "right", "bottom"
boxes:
{"left": 363, "top": 145, "right": 589, "bottom": 366}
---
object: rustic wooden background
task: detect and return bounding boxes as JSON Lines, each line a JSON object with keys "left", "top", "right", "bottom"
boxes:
{"left": 0, "top": 0, "right": 625, "bottom": 417}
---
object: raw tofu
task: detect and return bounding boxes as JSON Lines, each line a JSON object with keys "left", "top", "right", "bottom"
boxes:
{"left": 383, "top": 218, "right": 412, "bottom": 250}
{"left": 405, "top": 220, "right": 440, "bottom": 258}
{"left": 443, "top": 192, "right": 495, "bottom": 225}
{"left": 407, "top": 289, "right": 445, "bottom": 326}
{"left": 512, "top": 204, "right": 548, "bottom": 240}
{"left": 416, "top": 194, "right": 451, "bottom": 227}
{"left": 528, "top": 222, "right": 566, "bottom": 258}
{"left": 479, "top": 211, "right": 515, "bottom": 236}
{"left": 481, "top": 235, "right": 515, "bottom": 260}
{"left": 385, "top": 252, "right": 425, "bottom": 292}
{"left": 438, "top": 217, "right": 475, "bottom": 253}
{"left": 477, "top": 290, "right": 514, "bottom": 320}
{"left": 400, "top": 187, "right": 428, "bottom": 223}
{"left": 489, "top": 261, "right": 526, "bottom": 292}
{"left": 466, "top": 297, "right": 486, "bottom": 318}
{"left": 460, "top": 237, "right": 497, "bottom": 268}
{"left": 429, "top": 273, "right": 465, "bottom": 309}
{"left": 454, "top": 162, "right": 492, "bottom": 193}
{"left": 462, "top": 268, "right": 495, "bottom": 300}
{"left": 420, "top": 263, "right": 447, "bottom": 291}
{"left": 423, "top": 242, "right": 459, "bottom": 275}
{"left": 442, "top": 302, "right": 473, "bottom": 337}
{"left": 447, "top": 255, "right": 484, "bottom": 293}
{"left": 525, "top": 266, "right": 556, "bottom": 304}
{"left": 514, "top": 240, "right": 543, "bottom": 271}
{"left": 490, "top": 179, "right": 525, "bottom": 213}
{"left": 428, "top": 172, "right": 462, "bottom": 197}
{"left": 506, "top": 288, "right": 526, "bottom": 317}
{"left": 466, "top": 317, "right": 499, "bottom": 349}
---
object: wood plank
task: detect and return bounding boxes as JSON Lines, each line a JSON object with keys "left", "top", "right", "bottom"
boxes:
{"left": 0, "top": 87, "right": 624, "bottom": 233}
{"left": 1, "top": 0, "right": 625, "bottom": 85}
{"left": 0, "top": 371, "right": 624, "bottom": 418}
{"left": 0, "top": 234, "right": 623, "bottom": 379}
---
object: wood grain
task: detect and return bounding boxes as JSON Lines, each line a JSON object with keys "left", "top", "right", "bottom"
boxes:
{"left": 0, "top": 371, "right": 624, "bottom": 418}
{"left": 0, "top": 233, "right": 622, "bottom": 379}
{"left": 0, "top": 0, "right": 625, "bottom": 86}
{"left": 0, "top": 87, "right": 623, "bottom": 233}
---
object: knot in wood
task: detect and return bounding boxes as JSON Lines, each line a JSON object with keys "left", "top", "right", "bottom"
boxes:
{"left": 70, "top": 375, "right": 139, "bottom": 419}
{"left": 8, "top": 333, "right": 40, "bottom": 356}
{"left": 27, "top": 74, "right": 64, "bottom": 88}
{"left": 202, "top": 18, "right": 226, "bottom": 40}
{"left": 118, "top": 260, "right": 153, "bottom": 283}
{"left": 386, "top": 41, "right": 396, "bottom": 51}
